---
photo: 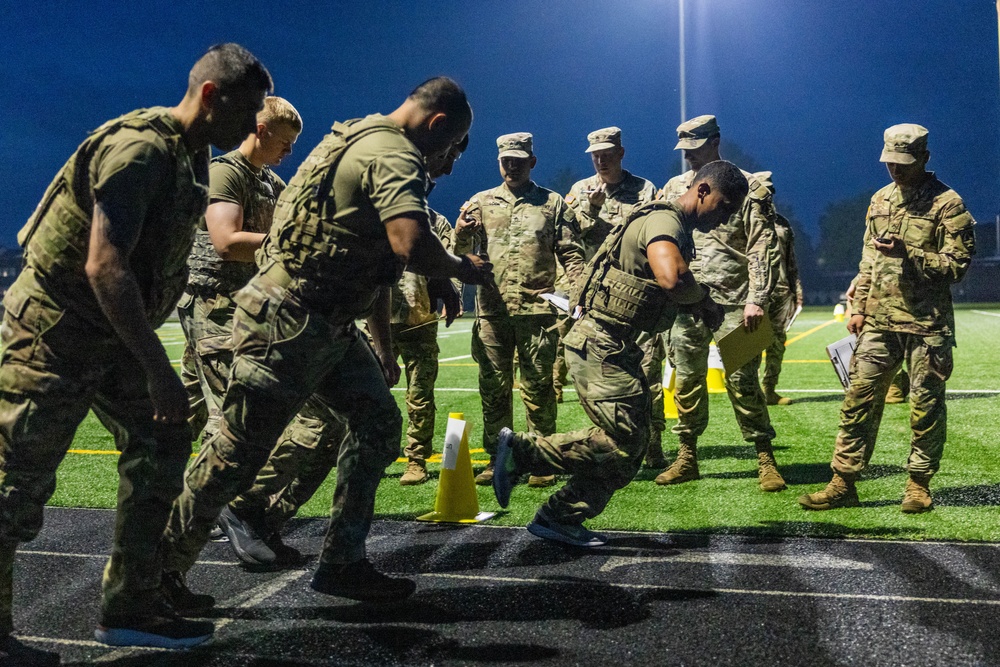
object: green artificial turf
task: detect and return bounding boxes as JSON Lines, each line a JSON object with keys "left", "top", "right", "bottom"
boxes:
{"left": 49, "top": 307, "right": 1000, "bottom": 542}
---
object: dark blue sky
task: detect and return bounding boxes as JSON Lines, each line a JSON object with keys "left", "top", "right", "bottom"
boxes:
{"left": 3, "top": 1, "right": 998, "bottom": 247}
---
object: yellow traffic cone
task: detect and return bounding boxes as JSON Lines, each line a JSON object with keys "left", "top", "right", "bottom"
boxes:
{"left": 417, "top": 413, "right": 495, "bottom": 523}
{"left": 663, "top": 358, "right": 678, "bottom": 419}
{"left": 834, "top": 303, "right": 846, "bottom": 322}
{"left": 707, "top": 343, "right": 726, "bottom": 393}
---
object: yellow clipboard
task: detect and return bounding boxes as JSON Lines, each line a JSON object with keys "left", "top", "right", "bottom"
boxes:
{"left": 715, "top": 313, "right": 774, "bottom": 375}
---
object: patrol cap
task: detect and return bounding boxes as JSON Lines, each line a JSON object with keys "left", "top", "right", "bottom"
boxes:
{"left": 879, "top": 123, "right": 929, "bottom": 164}
{"left": 497, "top": 132, "right": 533, "bottom": 159}
{"left": 674, "top": 115, "right": 720, "bottom": 150}
{"left": 585, "top": 126, "right": 622, "bottom": 153}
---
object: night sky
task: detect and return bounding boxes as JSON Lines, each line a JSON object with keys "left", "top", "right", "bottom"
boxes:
{"left": 3, "top": 0, "right": 998, "bottom": 248}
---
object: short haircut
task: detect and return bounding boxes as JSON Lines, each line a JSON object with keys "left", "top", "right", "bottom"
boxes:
{"left": 188, "top": 43, "right": 273, "bottom": 96}
{"left": 258, "top": 96, "right": 302, "bottom": 132}
{"left": 408, "top": 77, "right": 472, "bottom": 132}
{"left": 693, "top": 160, "right": 749, "bottom": 203}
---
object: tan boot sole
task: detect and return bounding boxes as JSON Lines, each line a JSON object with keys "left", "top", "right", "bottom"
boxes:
{"left": 655, "top": 470, "right": 700, "bottom": 486}
{"left": 797, "top": 493, "right": 860, "bottom": 510}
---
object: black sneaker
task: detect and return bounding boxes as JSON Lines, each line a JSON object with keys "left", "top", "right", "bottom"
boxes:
{"left": 264, "top": 533, "right": 307, "bottom": 568}
{"left": 0, "top": 636, "right": 60, "bottom": 666}
{"left": 208, "top": 525, "right": 229, "bottom": 542}
{"left": 161, "top": 570, "right": 215, "bottom": 616}
{"left": 95, "top": 604, "right": 213, "bottom": 649}
{"left": 218, "top": 506, "right": 276, "bottom": 566}
{"left": 310, "top": 559, "right": 416, "bottom": 602}
{"left": 526, "top": 506, "right": 607, "bottom": 547}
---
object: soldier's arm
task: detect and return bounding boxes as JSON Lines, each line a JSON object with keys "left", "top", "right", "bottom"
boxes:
{"left": 785, "top": 226, "right": 804, "bottom": 305}
{"left": 647, "top": 239, "right": 705, "bottom": 305}
{"left": 86, "top": 145, "right": 187, "bottom": 423}
{"left": 452, "top": 199, "right": 483, "bottom": 256}
{"left": 744, "top": 193, "right": 778, "bottom": 309}
{"left": 568, "top": 183, "right": 612, "bottom": 248}
{"left": 907, "top": 200, "right": 977, "bottom": 283}
{"left": 432, "top": 210, "right": 463, "bottom": 294}
{"left": 385, "top": 213, "right": 491, "bottom": 285}
{"left": 205, "top": 162, "right": 265, "bottom": 262}
{"left": 553, "top": 202, "right": 587, "bottom": 290}
{"left": 365, "top": 287, "right": 401, "bottom": 387}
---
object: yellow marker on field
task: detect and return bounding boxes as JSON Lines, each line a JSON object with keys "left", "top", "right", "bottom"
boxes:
{"left": 417, "top": 412, "right": 494, "bottom": 523}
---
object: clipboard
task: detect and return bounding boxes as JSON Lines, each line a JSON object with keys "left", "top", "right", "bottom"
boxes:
{"left": 715, "top": 313, "right": 774, "bottom": 375}
{"left": 826, "top": 334, "right": 857, "bottom": 389}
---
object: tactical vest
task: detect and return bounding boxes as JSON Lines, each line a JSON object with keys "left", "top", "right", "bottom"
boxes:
{"left": 577, "top": 201, "right": 687, "bottom": 335}
{"left": 18, "top": 107, "right": 208, "bottom": 328}
{"left": 188, "top": 152, "right": 280, "bottom": 295}
{"left": 262, "top": 118, "right": 408, "bottom": 316}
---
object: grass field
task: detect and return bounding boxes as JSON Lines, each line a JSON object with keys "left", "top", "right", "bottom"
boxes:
{"left": 49, "top": 307, "right": 1000, "bottom": 542}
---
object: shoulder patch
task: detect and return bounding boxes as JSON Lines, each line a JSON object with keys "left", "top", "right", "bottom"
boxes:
{"left": 565, "top": 193, "right": 576, "bottom": 205}
{"left": 460, "top": 200, "right": 471, "bottom": 211}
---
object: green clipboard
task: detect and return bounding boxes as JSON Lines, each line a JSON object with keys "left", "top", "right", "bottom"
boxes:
{"left": 715, "top": 313, "right": 774, "bottom": 375}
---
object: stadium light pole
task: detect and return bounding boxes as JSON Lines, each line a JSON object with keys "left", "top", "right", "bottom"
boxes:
{"left": 679, "top": 0, "right": 687, "bottom": 174}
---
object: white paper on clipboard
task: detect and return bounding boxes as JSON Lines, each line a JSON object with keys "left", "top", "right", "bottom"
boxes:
{"left": 826, "top": 334, "right": 857, "bottom": 389}
{"left": 785, "top": 304, "right": 803, "bottom": 332}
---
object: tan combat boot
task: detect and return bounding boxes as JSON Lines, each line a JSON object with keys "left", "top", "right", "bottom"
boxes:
{"left": 527, "top": 474, "right": 556, "bottom": 488}
{"left": 755, "top": 441, "right": 786, "bottom": 492}
{"left": 763, "top": 384, "right": 793, "bottom": 406}
{"left": 399, "top": 460, "right": 429, "bottom": 486}
{"left": 901, "top": 474, "right": 933, "bottom": 513}
{"left": 655, "top": 441, "right": 700, "bottom": 485}
{"left": 797, "top": 472, "right": 860, "bottom": 510}
{"left": 474, "top": 462, "right": 494, "bottom": 486}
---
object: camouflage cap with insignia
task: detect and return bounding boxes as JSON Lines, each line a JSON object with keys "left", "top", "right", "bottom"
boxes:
{"left": 497, "top": 132, "right": 533, "bottom": 159}
{"left": 879, "top": 123, "right": 929, "bottom": 164}
{"left": 674, "top": 115, "right": 720, "bottom": 150}
{"left": 585, "top": 126, "right": 622, "bottom": 153}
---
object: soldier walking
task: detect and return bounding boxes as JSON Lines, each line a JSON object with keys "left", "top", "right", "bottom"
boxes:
{"left": 798, "top": 124, "right": 975, "bottom": 513}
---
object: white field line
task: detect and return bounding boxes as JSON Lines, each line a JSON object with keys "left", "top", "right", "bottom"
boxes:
{"left": 18, "top": 549, "right": 235, "bottom": 566}
{"left": 972, "top": 310, "right": 1000, "bottom": 318}
{"left": 600, "top": 552, "right": 873, "bottom": 571}
{"left": 421, "top": 572, "right": 1000, "bottom": 607}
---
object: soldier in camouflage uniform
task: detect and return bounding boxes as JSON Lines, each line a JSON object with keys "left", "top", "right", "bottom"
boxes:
{"left": 657, "top": 115, "right": 786, "bottom": 493}
{"left": 564, "top": 127, "right": 666, "bottom": 467}
{"left": 491, "top": 161, "right": 746, "bottom": 547}
{"left": 0, "top": 44, "right": 271, "bottom": 654}
{"left": 454, "top": 133, "right": 585, "bottom": 488}
{"left": 752, "top": 172, "right": 804, "bottom": 406}
{"left": 160, "top": 77, "right": 491, "bottom": 604}
{"left": 798, "top": 124, "right": 975, "bottom": 514}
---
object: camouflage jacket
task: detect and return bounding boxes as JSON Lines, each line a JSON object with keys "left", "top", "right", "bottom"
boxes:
{"left": 390, "top": 208, "right": 454, "bottom": 326}
{"left": 454, "top": 181, "right": 585, "bottom": 317}
{"left": 564, "top": 170, "right": 657, "bottom": 259}
{"left": 853, "top": 174, "right": 976, "bottom": 338}
{"left": 772, "top": 215, "right": 803, "bottom": 304}
{"left": 661, "top": 169, "right": 777, "bottom": 308}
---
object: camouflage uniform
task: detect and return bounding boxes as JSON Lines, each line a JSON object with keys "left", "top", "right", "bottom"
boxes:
{"left": 454, "top": 134, "right": 585, "bottom": 461}
{"left": 762, "top": 213, "right": 803, "bottom": 394}
{"left": 564, "top": 128, "right": 663, "bottom": 462}
{"left": 0, "top": 108, "right": 208, "bottom": 629}
{"left": 661, "top": 168, "right": 778, "bottom": 447}
{"left": 834, "top": 173, "right": 974, "bottom": 477}
{"left": 509, "top": 202, "right": 698, "bottom": 525}
{"left": 181, "top": 338, "right": 209, "bottom": 440}
{"left": 391, "top": 209, "right": 455, "bottom": 464}
{"left": 162, "top": 114, "right": 427, "bottom": 574}
{"left": 180, "top": 149, "right": 346, "bottom": 536}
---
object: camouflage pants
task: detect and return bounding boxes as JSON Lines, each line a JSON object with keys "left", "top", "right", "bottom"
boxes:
{"left": 472, "top": 314, "right": 558, "bottom": 456}
{"left": 762, "top": 294, "right": 795, "bottom": 389}
{"left": 667, "top": 306, "right": 775, "bottom": 444}
{"left": 162, "top": 276, "right": 402, "bottom": 572}
{"left": 179, "top": 288, "right": 344, "bottom": 534}
{"left": 180, "top": 336, "right": 208, "bottom": 441}
{"left": 552, "top": 315, "right": 573, "bottom": 395}
{"left": 514, "top": 316, "right": 649, "bottom": 525}
{"left": 229, "top": 395, "right": 348, "bottom": 536}
{"left": 637, "top": 331, "right": 665, "bottom": 449}
{"left": 0, "top": 273, "right": 190, "bottom": 628}
{"left": 392, "top": 322, "right": 440, "bottom": 462}
{"left": 832, "top": 329, "right": 952, "bottom": 477}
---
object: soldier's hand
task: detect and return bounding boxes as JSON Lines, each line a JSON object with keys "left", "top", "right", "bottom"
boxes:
{"left": 873, "top": 236, "right": 906, "bottom": 258}
{"left": 147, "top": 367, "right": 190, "bottom": 425}
{"left": 700, "top": 299, "right": 726, "bottom": 332}
{"left": 743, "top": 303, "right": 765, "bottom": 332}
{"left": 847, "top": 314, "right": 865, "bottom": 335}
{"left": 428, "top": 278, "right": 462, "bottom": 327}
{"left": 457, "top": 253, "right": 494, "bottom": 287}
{"left": 455, "top": 209, "right": 480, "bottom": 233}
{"left": 377, "top": 348, "right": 401, "bottom": 387}
{"left": 588, "top": 183, "right": 607, "bottom": 209}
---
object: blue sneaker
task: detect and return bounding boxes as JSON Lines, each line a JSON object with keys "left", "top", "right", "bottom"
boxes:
{"left": 526, "top": 507, "right": 607, "bottom": 547}
{"left": 493, "top": 428, "right": 518, "bottom": 508}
